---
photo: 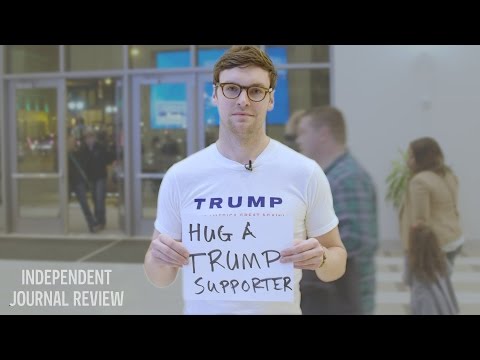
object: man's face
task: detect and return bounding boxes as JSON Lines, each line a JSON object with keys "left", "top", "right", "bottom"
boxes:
{"left": 296, "top": 116, "right": 322, "bottom": 158}
{"left": 212, "top": 66, "right": 274, "bottom": 138}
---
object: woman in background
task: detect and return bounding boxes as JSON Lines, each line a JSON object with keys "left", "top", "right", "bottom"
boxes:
{"left": 400, "top": 137, "right": 463, "bottom": 314}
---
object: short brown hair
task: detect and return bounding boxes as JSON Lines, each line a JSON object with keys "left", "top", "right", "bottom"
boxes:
{"left": 302, "top": 106, "right": 347, "bottom": 145}
{"left": 213, "top": 46, "right": 278, "bottom": 89}
{"left": 409, "top": 137, "right": 448, "bottom": 176}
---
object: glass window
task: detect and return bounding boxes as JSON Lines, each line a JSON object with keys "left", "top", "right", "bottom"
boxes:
{"left": 140, "top": 82, "right": 187, "bottom": 175}
{"left": 142, "top": 179, "right": 160, "bottom": 219}
{"left": 266, "top": 69, "right": 330, "bottom": 148}
{"left": 196, "top": 46, "right": 265, "bottom": 67}
{"left": 197, "top": 46, "right": 231, "bottom": 67}
{"left": 16, "top": 88, "right": 58, "bottom": 173}
{"left": 128, "top": 45, "right": 190, "bottom": 69}
{"left": 18, "top": 179, "right": 59, "bottom": 218}
{"left": 266, "top": 45, "right": 329, "bottom": 64}
{"left": 203, "top": 79, "right": 219, "bottom": 148}
{"left": 139, "top": 81, "right": 188, "bottom": 219}
{"left": 5, "top": 45, "right": 59, "bottom": 74}
{"left": 66, "top": 45, "right": 123, "bottom": 71}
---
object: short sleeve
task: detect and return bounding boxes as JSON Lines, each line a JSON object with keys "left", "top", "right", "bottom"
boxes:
{"left": 154, "top": 168, "right": 182, "bottom": 240}
{"left": 305, "top": 164, "right": 339, "bottom": 238}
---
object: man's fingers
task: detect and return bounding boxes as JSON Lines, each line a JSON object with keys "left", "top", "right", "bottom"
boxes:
{"left": 293, "top": 259, "right": 319, "bottom": 269}
{"left": 281, "top": 239, "right": 317, "bottom": 257}
{"left": 151, "top": 235, "right": 190, "bottom": 266}
{"left": 158, "top": 241, "right": 189, "bottom": 265}
{"left": 159, "top": 236, "right": 190, "bottom": 259}
{"left": 151, "top": 246, "right": 186, "bottom": 266}
{"left": 280, "top": 251, "right": 314, "bottom": 263}
{"left": 281, "top": 245, "right": 324, "bottom": 264}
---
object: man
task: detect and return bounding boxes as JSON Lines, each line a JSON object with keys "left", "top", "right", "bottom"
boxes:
{"left": 296, "top": 107, "right": 378, "bottom": 315}
{"left": 144, "top": 46, "right": 347, "bottom": 315}
{"left": 284, "top": 109, "right": 306, "bottom": 151}
{"left": 80, "top": 128, "right": 115, "bottom": 231}
{"left": 67, "top": 135, "right": 98, "bottom": 233}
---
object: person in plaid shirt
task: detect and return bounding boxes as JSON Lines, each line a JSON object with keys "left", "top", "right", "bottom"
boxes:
{"left": 296, "top": 106, "right": 378, "bottom": 315}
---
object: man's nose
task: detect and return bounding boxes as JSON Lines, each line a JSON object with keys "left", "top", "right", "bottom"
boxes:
{"left": 236, "top": 89, "right": 251, "bottom": 106}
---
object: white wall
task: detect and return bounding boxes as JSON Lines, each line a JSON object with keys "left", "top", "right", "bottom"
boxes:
{"left": 332, "top": 45, "right": 480, "bottom": 248}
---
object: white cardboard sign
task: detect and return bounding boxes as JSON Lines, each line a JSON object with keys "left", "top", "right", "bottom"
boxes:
{"left": 181, "top": 215, "right": 294, "bottom": 302}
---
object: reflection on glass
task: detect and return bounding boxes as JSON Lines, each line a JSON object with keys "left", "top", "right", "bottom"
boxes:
{"left": 129, "top": 45, "right": 190, "bottom": 69}
{"left": 66, "top": 45, "right": 123, "bottom": 71}
{"left": 266, "top": 45, "right": 329, "bottom": 64}
{"left": 142, "top": 179, "right": 160, "bottom": 219}
{"left": 141, "top": 83, "right": 186, "bottom": 174}
{"left": 18, "top": 179, "right": 59, "bottom": 218}
{"left": 266, "top": 69, "right": 330, "bottom": 148}
{"left": 5, "top": 45, "right": 59, "bottom": 74}
{"left": 150, "top": 46, "right": 227, "bottom": 148}
{"left": 16, "top": 88, "right": 58, "bottom": 173}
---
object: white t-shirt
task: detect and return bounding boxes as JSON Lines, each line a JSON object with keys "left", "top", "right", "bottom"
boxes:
{"left": 154, "top": 139, "right": 338, "bottom": 314}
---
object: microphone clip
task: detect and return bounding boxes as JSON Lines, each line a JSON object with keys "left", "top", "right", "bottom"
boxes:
{"left": 245, "top": 160, "right": 253, "bottom": 171}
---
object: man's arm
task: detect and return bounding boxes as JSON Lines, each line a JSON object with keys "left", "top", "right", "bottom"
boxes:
{"left": 280, "top": 226, "right": 347, "bottom": 282}
{"left": 314, "top": 226, "right": 347, "bottom": 282}
{"left": 334, "top": 175, "right": 378, "bottom": 257}
{"left": 144, "top": 229, "right": 189, "bottom": 288}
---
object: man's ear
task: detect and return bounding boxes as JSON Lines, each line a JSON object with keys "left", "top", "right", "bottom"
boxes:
{"left": 212, "top": 86, "right": 218, "bottom": 106}
{"left": 267, "top": 90, "right": 275, "bottom": 112}
{"left": 317, "top": 125, "right": 331, "bottom": 143}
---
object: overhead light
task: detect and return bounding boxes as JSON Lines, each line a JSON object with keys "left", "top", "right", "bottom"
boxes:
{"left": 68, "top": 101, "right": 85, "bottom": 111}
{"left": 130, "top": 48, "right": 140, "bottom": 57}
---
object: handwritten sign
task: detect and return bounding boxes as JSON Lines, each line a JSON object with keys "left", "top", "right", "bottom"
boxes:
{"left": 181, "top": 215, "right": 294, "bottom": 302}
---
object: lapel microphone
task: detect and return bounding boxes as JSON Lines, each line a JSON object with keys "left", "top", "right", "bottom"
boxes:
{"left": 245, "top": 160, "right": 253, "bottom": 171}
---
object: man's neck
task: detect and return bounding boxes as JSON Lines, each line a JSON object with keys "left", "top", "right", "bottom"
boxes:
{"left": 314, "top": 146, "right": 347, "bottom": 171}
{"left": 216, "top": 133, "right": 271, "bottom": 164}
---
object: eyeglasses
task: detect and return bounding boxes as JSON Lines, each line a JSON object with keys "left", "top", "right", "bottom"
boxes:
{"left": 215, "top": 82, "right": 273, "bottom": 102}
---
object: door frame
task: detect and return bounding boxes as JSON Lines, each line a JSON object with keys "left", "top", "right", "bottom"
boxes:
{"left": 8, "top": 79, "right": 68, "bottom": 234}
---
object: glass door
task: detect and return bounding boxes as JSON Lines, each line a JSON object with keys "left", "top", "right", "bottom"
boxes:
{"left": 132, "top": 74, "right": 195, "bottom": 236}
{"left": 65, "top": 77, "right": 123, "bottom": 235}
{"left": 9, "top": 79, "right": 67, "bottom": 234}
